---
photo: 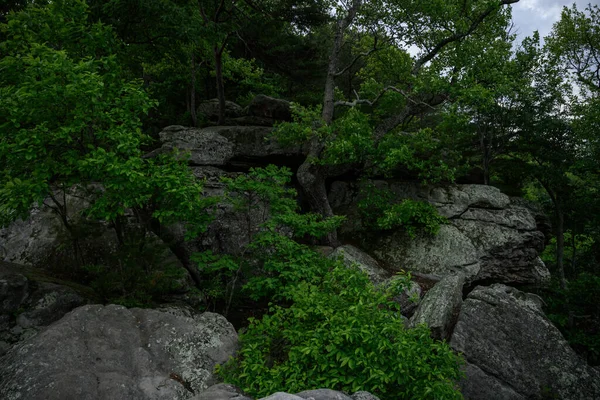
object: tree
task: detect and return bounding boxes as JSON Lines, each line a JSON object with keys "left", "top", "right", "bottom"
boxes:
{"left": 0, "top": 0, "right": 215, "bottom": 284}
{"left": 279, "top": 0, "right": 519, "bottom": 245}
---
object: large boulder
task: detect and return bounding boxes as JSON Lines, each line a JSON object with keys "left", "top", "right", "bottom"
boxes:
{"left": 450, "top": 284, "right": 600, "bottom": 400}
{"left": 152, "top": 125, "right": 304, "bottom": 169}
{"left": 328, "top": 245, "right": 391, "bottom": 284}
{"left": 197, "top": 99, "right": 244, "bottom": 123}
{"left": 247, "top": 95, "right": 292, "bottom": 122}
{"left": 0, "top": 186, "right": 123, "bottom": 270}
{"left": 0, "top": 262, "right": 89, "bottom": 356}
{"left": 192, "top": 383, "right": 252, "bottom": 400}
{"left": 329, "top": 181, "right": 550, "bottom": 285}
{"left": 0, "top": 305, "right": 238, "bottom": 400}
{"left": 255, "top": 390, "right": 377, "bottom": 400}
{"left": 409, "top": 272, "right": 465, "bottom": 340}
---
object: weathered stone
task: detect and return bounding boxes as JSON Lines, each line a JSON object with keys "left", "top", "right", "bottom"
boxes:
{"left": 155, "top": 125, "right": 303, "bottom": 168}
{"left": 0, "top": 187, "right": 120, "bottom": 268}
{"left": 329, "top": 245, "right": 391, "bottom": 284}
{"left": 15, "top": 282, "right": 86, "bottom": 328}
{"left": 0, "top": 272, "right": 28, "bottom": 314}
{"left": 350, "top": 392, "right": 380, "bottom": 400}
{"left": 391, "top": 280, "right": 422, "bottom": 318}
{"left": 296, "top": 389, "right": 353, "bottom": 400}
{"left": 260, "top": 394, "right": 304, "bottom": 400}
{"left": 197, "top": 99, "right": 244, "bottom": 122}
{"left": 0, "top": 305, "right": 238, "bottom": 400}
{"left": 193, "top": 383, "right": 252, "bottom": 400}
{"left": 329, "top": 180, "right": 549, "bottom": 286}
{"left": 450, "top": 284, "right": 600, "bottom": 400}
{"left": 373, "top": 225, "right": 481, "bottom": 280}
{"left": 409, "top": 273, "right": 465, "bottom": 340}
{"left": 247, "top": 95, "right": 292, "bottom": 121}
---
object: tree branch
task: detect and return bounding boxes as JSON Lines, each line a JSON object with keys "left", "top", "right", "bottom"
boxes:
{"left": 412, "top": 0, "right": 519, "bottom": 75}
{"left": 334, "top": 36, "right": 379, "bottom": 77}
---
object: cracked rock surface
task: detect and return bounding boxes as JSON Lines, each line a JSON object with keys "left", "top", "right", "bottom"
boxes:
{"left": 0, "top": 305, "right": 238, "bottom": 400}
{"left": 450, "top": 284, "right": 600, "bottom": 400}
{"left": 329, "top": 181, "right": 550, "bottom": 285}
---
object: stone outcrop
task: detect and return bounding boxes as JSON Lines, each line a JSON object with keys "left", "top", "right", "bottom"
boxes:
{"left": 329, "top": 181, "right": 550, "bottom": 285}
{"left": 0, "top": 262, "right": 88, "bottom": 356}
{"left": 0, "top": 305, "right": 238, "bottom": 400}
{"left": 191, "top": 383, "right": 252, "bottom": 400}
{"left": 409, "top": 273, "right": 465, "bottom": 340}
{"left": 197, "top": 99, "right": 244, "bottom": 123}
{"left": 450, "top": 284, "right": 600, "bottom": 400}
{"left": 328, "top": 245, "right": 391, "bottom": 284}
{"left": 328, "top": 245, "right": 421, "bottom": 317}
{"left": 197, "top": 96, "right": 291, "bottom": 127}
{"left": 193, "top": 388, "right": 379, "bottom": 400}
{"left": 151, "top": 125, "right": 304, "bottom": 169}
{"left": 247, "top": 95, "right": 292, "bottom": 122}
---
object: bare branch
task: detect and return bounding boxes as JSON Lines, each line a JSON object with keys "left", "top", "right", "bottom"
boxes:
{"left": 412, "top": 0, "right": 519, "bottom": 75}
{"left": 334, "top": 36, "right": 379, "bottom": 77}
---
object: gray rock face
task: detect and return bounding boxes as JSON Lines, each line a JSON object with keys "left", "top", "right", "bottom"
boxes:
{"left": 197, "top": 99, "right": 244, "bottom": 122}
{"left": 0, "top": 305, "right": 238, "bottom": 400}
{"left": 0, "top": 187, "right": 120, "bottom": 268}
{"left": 329, "top": 245, "right": 391, "bottom": 284}
{"left": 192, "top": 383, "right": 252, "bottom": 400}
{"left": 296, "top": 389, "right": 353, "bottom": 400}
{"left": 409, "top": 273, "right": 465, "bottom": 340}
{"left": 260, "top": 394, "right": 305, "bottom": 400}
{"left": 350, "top": 392, "right": 380, "bottom": 400}
{"left": 154, "top": 125, "right": 303, "bottom": 168}
{"left": 329, "top": 181, "right": 549, "bottom": 285}
{"left": 0, "top": 264, "right": 88, "bottom": 356}
{"left": 14, "top": 282, "right": 86, "bottom": 329}
{"left": 0, "top": 271, "right": 28, "bottom": 315}
{"left": 450, "top": 284, "right": 600, "bottom": 400}
{"left": 247, "top": 95, "right": 292, "bottom": 122}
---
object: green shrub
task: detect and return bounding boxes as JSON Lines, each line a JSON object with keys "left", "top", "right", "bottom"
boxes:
{"left": 358, "top": 183, "right": 447, "bottom": 238}
{"left": 195, "top": 166, "right": 344, "bottom": 307}
{"left": 543, "top": 273, "right": 600, "bottom": 365}
{"left": 218, "top": 265, "right": 464, "bottom": 400}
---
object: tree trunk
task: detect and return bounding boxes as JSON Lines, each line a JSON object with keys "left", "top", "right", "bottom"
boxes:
{"left": 556, "top": 209, "right": 567, "bottom": 290}
{"left": 480, "top": 128, "right": 490, "bottom": 185}
{"left": 295, "top": 1, "right": 362, "bottom": 246}
{"left": 297, "top": 140, "right": 339, "bottom": 246}
{"left": 191, "top": 53, "right": 198, "bottom": 127}
{"left": 571, "top": 230, "right": 577, "bottom": 275}
{"left": 214, "top": 46, "right": 226, "bottom": 125}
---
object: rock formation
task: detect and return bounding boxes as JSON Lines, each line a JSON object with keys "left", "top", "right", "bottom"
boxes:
{"left": 0, "top": 305, "right": 238, "bottom": 400}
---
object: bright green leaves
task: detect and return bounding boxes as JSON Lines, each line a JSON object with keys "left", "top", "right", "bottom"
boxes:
{"left": 198, "top": 165, "right": 343, "bottom": 302}
{"left": 218, "top": 265, "right": 464, "bottom": 399}
{"left": 546, "top": 4, "right": 600, "bottom": 95}
{"left": 357, "top": 182, "right": 447, "bottom": 237}
{"left": 0, "top": 0, "right": 214, "bottom": 243}
{"left": 320, "top": 108, "right": 375, "bottom": 165}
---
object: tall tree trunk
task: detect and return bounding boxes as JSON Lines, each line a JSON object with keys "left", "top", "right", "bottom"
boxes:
{"left": 295, "top": 1, "right": 362, "bottom": 247}
{"left": 556, "top": 208, "right": 567, "bottom": 290}
{"left": 571, "top": 230, "right": 577, "bottom": 275}
{"left": 191, "top": 53, "right": 198, "bottom": 127}
{"left": 214, "top": 46, "right": 226, "bottom": 125}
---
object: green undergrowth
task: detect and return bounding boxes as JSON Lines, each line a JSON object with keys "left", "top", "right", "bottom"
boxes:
{"left": 196, "top": 166, "right": 463, "bottom": 399}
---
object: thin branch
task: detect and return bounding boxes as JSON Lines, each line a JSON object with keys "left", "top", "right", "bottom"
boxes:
{"left": 412, "top": 0, "right": 519, "bottom": 75}
{"left": 334, "top": 37, "right": 379, "bottom": 77}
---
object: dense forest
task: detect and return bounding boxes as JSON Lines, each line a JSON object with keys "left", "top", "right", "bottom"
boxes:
{"left": 1, "top": 0, "right": 599, "bottom": 399}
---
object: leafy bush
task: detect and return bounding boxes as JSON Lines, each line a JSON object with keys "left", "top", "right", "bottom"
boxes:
{"left": 195, "top": 165, "right": 344, "bottom": 307}
{"left": 83, "top": 235, "right": 192, "bottom": 308}
{"left": 358, "top": 183, "right": 447, "bottom": 237}
{"left": 217, "top": 264, "right": 464, "bottom": 400}
{"left": 543, "top": 273, "right": 600, "bottom": 365}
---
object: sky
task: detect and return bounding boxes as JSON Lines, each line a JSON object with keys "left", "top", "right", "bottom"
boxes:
{"left": 510, "top": 0, "right": 596, "bottom": 43}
